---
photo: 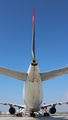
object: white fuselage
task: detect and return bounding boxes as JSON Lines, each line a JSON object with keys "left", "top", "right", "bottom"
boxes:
{"left": 23, "top": 62, "right": 43, "bottom": 112}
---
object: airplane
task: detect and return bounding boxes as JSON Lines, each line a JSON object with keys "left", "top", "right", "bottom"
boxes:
{"left": 0, "top": 9, "right": 68, "bottom": 117}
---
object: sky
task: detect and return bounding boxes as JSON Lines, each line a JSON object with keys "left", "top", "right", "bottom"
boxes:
{"left": 0, "top": 0, "right": 68, "bottom": 112}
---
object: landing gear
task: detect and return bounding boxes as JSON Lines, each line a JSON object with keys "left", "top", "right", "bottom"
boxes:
{"left": 30, "top": 112, "right": 35, "bottom": 117}
{"left": 44, "top": 112, "right": 49, "bottom": 117}
{"left": 16, "top": 113, "right": 22, "bottom": 117}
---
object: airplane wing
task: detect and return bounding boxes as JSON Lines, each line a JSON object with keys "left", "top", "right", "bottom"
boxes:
{"left": 0, "top": 66, "right": 27, "bottom": 81}
{"left": 40, "top": 66, "right": 68, "bottom": 81}
{"left": 0, "top": 102, "right": 25, "bottom": 109}
{"left": 42, "top": 101, "right": 68, "bottom": 108}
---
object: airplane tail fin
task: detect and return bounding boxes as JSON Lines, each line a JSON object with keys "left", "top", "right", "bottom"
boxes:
{"left": 32, "top": 9, "right": 35, "bottom": 61}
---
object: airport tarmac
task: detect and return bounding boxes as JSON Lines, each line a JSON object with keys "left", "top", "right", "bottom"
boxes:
{"left": 0, "top": 114, "right": 68, "bottom": 120}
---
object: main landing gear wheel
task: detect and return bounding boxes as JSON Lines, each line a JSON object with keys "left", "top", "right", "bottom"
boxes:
{"left": 44, "top": 113, "right": 49, "bottom": 117}
{"left": 30, "top": 112, "right": 35, "bottom": 117}
{"left": 16, "top": 113, "right": 22, "bottom": 117}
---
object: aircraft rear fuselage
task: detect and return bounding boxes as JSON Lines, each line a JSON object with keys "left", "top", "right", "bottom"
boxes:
{"left": 23, "top": 61, "right": 43, "bottom": 112}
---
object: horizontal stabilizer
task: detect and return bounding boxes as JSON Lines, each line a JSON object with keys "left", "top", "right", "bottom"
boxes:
{"left": 42, "top": 101, "right": 68, "bottom": 108}
{"left": 0, "top": 67, "right": 27, "bottom": 81}
{"left": 40, "top": 66, "right": 68, "bottom": 81}
{"left": 0, "top": 102, "right": 25, "bottom": 108}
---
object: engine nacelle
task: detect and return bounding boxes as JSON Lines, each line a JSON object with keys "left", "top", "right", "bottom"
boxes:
{"left": 9, "top": 107, "right": 16, "bottom": 114}
{"left": 49, "top": 107, "right": 56, "bottom": 114}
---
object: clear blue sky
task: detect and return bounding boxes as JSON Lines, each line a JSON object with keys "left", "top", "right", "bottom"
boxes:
{"left": 0, "top": 0, "right": 68, "bottom": 112}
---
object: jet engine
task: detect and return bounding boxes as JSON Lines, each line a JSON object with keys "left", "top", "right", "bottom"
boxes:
{"left": 49, "top": 107, "right": 56, "bottom": 114}
{"left": 9, "top": 107, "right": 16, "bottom": 114}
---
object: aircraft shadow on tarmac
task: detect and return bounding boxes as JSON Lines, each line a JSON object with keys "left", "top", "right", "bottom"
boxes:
{"left": 35, "top": 116, "right": 68, "bottom": 120}
{"left": 0, "top": 115, "right": 68, "bottom": 120}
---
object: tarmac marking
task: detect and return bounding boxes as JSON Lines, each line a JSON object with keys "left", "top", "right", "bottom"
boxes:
{"left": 31, "top": 118, "right": 34, "bottom": 120}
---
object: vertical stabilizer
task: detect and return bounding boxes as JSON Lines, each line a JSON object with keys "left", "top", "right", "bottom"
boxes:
{"left": 32, "top": 9, "right": 35, "bottom": 61}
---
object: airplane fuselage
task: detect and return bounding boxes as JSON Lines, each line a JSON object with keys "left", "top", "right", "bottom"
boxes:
{"left": 23, "top": 61, "right": 43, "bottom": 112}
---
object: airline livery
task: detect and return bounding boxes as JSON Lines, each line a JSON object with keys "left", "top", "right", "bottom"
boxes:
{"left": 0, "top": 10, "right": 68, "bottom": 117}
